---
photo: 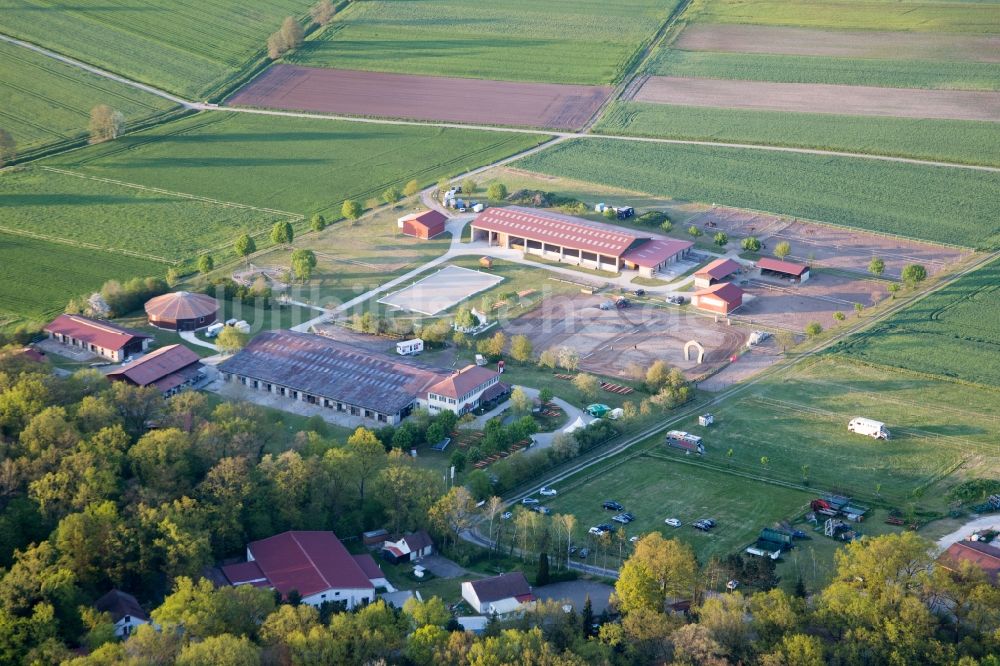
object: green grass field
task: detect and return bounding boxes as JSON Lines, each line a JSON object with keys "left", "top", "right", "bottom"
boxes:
{"left": 833, "top": 258, "right": 1000, "bottom": 387}
{"left": 541, "top": 451, "right": 815, "bottom": 564}
{"left": 43, "top": 112, "right": 547, "bottom": 217}
{"left": 0, "top": 167, "right": 289, "bottom": 262}
{"left": 650, "top": 50, "right": 1000, "bottom": 91}
{"left": 595, "top": 102, "right": 1000, "bottom": 168}
{"left": 289, "top": 0, "right": 677, "bottom": 84}
{"left": 0, "top": 231, "right": 160, "bottom": 328}
{"left": 514, "top": 138, "right": 1000, "bottom": 250}
{"left": 0, "top": 41, "right": 177, "bottom": 154}
{"left": 686, "top": 0, "right": 1000, "bottom": 33}
{"left": 0, "top": 0, "right": 313, "bottom": 98}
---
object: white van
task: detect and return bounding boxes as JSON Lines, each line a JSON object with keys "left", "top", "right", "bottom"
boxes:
{"left": 848, "top": 417, "right": 890, "bottom": 440}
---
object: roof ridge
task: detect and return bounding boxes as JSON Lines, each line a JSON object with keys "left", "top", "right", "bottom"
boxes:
{"left": 289, "top": 531, "right": 333, "bottom": 591}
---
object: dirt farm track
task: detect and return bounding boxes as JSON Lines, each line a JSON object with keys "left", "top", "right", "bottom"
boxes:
{"left": 228, "top": 65, "right": 612, "bottom": 130}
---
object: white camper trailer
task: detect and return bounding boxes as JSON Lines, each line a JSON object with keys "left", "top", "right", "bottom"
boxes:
{"left": 205, "top": 322, "right": 225, "bottom": 338}
{"left": 848, "top": 417, "right": 890, "bottom": 440}
{"left": 396, "top": 338, "right": 424, "bottom": 356}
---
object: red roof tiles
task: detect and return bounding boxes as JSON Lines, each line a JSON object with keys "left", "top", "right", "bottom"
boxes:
{"left": 694, "top": 282, "right": 744, "bottom": 305}
{"left": 239, "top": 531, "right": 374, "bottom": 598}
{"left": 758, "top": 257, "right": 809, "bottom": 276}
{"left": 940, "top": 541, "right": 1000, "bottom": 584}
{"left": 145, "top": 291, "right": 219, "bottom": 321}
{"left": 428, "top": 365, "right": 499, "bottom": 400}
{"left": 473, "top": 206, "right": 643, "bottom": 257}
{"left": 107, "top": 344, "right": 202, "bottom": 388}
{"left": 44, "top": 314, "right": 150, "bottom": 351}
{"left": 621, "top": 238, "right": 693, "bottom": 268}
{"left": 695, "top": 258, "right": 742, "bottom": 280}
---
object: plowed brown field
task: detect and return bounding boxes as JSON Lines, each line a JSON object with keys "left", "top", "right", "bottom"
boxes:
{"left": 228, "top": 65, "right": 612, "bottom": 130}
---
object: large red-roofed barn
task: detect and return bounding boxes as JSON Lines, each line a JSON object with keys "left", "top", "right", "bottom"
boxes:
{"left": 693, "top": 258, "right": 743, "bottom": 289}
{"left": 222, "top": 531, "right": 387, "bottom": 608}
{"left": 44, "top": 314, "right": 151, "bottom": 362}
{"left": 471, "top": 207, "right": 691, "bottom": 277}
{"left": 398, "top": 210, "right": 447, "bottom": 239}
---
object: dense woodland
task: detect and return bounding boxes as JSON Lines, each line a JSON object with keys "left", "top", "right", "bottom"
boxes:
{"left": 0, "top": 347, "right": 997, "bottom": 665}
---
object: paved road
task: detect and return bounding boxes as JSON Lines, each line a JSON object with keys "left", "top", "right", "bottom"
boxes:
{"left": 4, "top": 31, "right": 996, "bottom": 174}
{"left": 534, "top": 580, "right": 615, "bottom": 614}
{"left": 935, "top": 515, "right": 1000, "bottom": 552}
{"left": 179, "top": 330, "right": 218, "bottom": 351}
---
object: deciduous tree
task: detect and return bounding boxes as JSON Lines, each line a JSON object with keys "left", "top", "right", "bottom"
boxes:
{"left": 270, "top": 221, "right": 294, "bottom": 245}
{"left": 341, "top": 199, "right": 362, "bottom": 221}
{"left": 713, "top": 232, "right": 729, "bottom": 247}
{"left": 510, "top": 334, "right": 533, "bottom": 363}
{"left": 309, "top": 0, "right": 336, "bottom": 26}
{"left": 742, "top": 236, "right": 761, "bottom": 252}
{"left": 88, "top": 105, "right": 124, "bottom": 144}
{"left": 290, "top": 248, "right": 316, "bottom": 281}
{"left": 310, "top": 213, "right": 326, "bottom": 232}
{"left": 614, "top": 533, "right": 697, "bottom": 614}
{"left": 902, "top": 263, "right": 927, "bottom": 286}
{"left": 216, "top": 327, "right": 249, "bottom": 355}
{"left": 774, "top": 241, "right": 792, "bottom": 259}
{"left": 868, "top": 256, "right": 885, "bottom": 277}
{"left": 234, "top": 234, "right": 256, "bottom": 263}
{"left": 572, "top": 373, "right": 599, "bottom": 401}
{"left": 487, "top": 183, "right": 508, "bottom": 202}
{"left": 382, "top": 187, "right": 402, "bottom": 205}
{"left": 403, "top": 179, "right": 421, "bottom": 197}
{"left": 198, "top": 254, "right": 214, "bottom": 274}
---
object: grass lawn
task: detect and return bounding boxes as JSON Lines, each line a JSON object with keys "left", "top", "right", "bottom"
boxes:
{"left": 514, "top": 138, "right": 1000, "bottom": 250}
{"left": 0, "top": 0, "right": 313, "bottom": 98}
{"left": 595, "top": 102, "right": 1000, "bottom": 168}
{"left": 290, "top": 0, "right": 678, "bottom": 85}
{"left": 0, "top": 167, "right": 290, "bottom": 262}
{"left": 0, "top": 231, "right": 161, "bottom": 331}
{"left": 650, "top": 49, "right": 1000, "bottom": 91}
{"left": 686, "top": 0, "right": 1000, "bottom": 33}
{"left": 43, "top": 112, "right": 548, "bottom": 218}
{"left": 666, "top": 356, "right": 1000, "bottom": 508}
{"left": 540, "top": 450, "right": 814, "bottom": 566}
{"left": 0, "top": 40, "right": 177, "bottom": 155}
{"left": 832, "top": 257, "right": 1000, "bottom": 387}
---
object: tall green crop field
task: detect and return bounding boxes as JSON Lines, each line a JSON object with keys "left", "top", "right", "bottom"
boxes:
{"left": 515, "top": 138, "right": 1000, "bottom": 249}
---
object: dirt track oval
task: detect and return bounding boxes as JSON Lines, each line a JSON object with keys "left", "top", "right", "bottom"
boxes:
{"left": 227, "top": 65, "right": 612, "bottom": 130}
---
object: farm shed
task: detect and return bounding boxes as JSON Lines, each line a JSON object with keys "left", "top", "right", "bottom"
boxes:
{"left": 758, "top": 257, "right": 810, "bottom": 283}
{"left": 218, "top": 330, "right": 451, "bottom": 425}
{"left": 398, "top": 210, "right": 447, "bottom": 239}
{"left": 106, "top": 344, "right": 204, "bottom": 396}
{"left": 472, "top": 206, "right": 684, "bottom": 276}
{"left": 938, "top": 541, "right": 1000, "bottom": 585}
{"left": 621, "top": 238, "right": 694, "bottom": 277}
{"left": 44, "top": 314, "right": 151, "bottom": 362}
{"left": 693, "top": 258, "right": 742, "bottom": 289}
{"left": 462, "top": 572, "right": 534, "bottom": 616}
{"left": 692, "top": 282, "right": 744, "bottom": 315}
{"left": 144, "top": 291, "right": 219, "bottom": 331}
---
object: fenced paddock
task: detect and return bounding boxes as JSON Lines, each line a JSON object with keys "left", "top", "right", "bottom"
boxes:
{"left": 378, "top": 265, "right": 504, "bottom": 315}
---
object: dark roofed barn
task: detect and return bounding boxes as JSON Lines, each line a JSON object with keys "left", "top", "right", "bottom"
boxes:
{"left": 217, "top": 330, "right": 450, "bottom": 424}
{"left": 107, "top": 344, "right": 204, "bottom": 395}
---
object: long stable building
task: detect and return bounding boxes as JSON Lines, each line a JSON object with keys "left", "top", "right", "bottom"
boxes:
{"left": 471, "top": 206, "right": 692, "bottom": 277}
{"left": 44, "top": 314, "right": 151, "bottom": 362}
{"left": 218, "top": 330, "right": 504, "bottom": 424}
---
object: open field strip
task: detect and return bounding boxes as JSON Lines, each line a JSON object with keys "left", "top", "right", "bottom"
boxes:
{"left": 832, "top": 257, "right": 1000, "bottom": 387}
{"left": 0, "top": 167, "right": 293, "bottom": 263}
{"left": 633, "top": 76, "right": 1000, "bottom": 121}
{"left": 0, "top": 39, "right": 177, "bottom": 153}
{"left": 685, "top": 0, "right": 1000, "bottom": 33}
{"left": 291, "top": 0, "right": 679, "bottom": 85}
{"left": 41, "top": 112, "right": 549, "bottom": 216}
{"left": 0, "top": 0, "right": 312, "bottom": 98}
{"left": 650, "top": 50, "right": 1000, "bottom": 91}
{"left": 672, "top": 24, "right": 1000, "bottom": 62}
{"left": 0, "top": 231, "right": 161, "bottom": 327}
{"left": 514, "top": 138, "right": 1000, "bottom": 249}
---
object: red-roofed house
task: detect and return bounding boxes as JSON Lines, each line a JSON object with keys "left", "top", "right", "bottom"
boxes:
{"left": 692, "top": 282, "right": 744, "bottom": 315}
{"left": 939, "top": 540, "right": 1000, "bottom": 585}
{"left": 398, "top": 210, "right": 447, "bottom": 240}
{"left": 462, "top": 572, "right": 534, "bottom": 616}
{"left": 106, "top": 344, "right": 204, "bottom": 396}
{"left": 222, "top": 531, "right": 379, "bottom": 608}
{"left": 44, "top": 314, "right": 151, "bottom": 361}
{"left": 622, "top": 238, "right": 694, "bottom": 278}
{"left": 758, "top": 257, "right": 811, "bottom": 283}
{"left": 425, "top": 365, "right": 507, "bottom": 415}
{"left": 693, "top": 258, "right": 742, "bottom": 289}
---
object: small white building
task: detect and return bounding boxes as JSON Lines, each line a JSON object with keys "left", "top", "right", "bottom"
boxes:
{"left": 396, "top": 338, "right": 424, "bottom": 356}
{"left": 425, "top": 365, "right": 507, "bottom": 415}
{"left": 93, "top": 589, "right": 149, "bottom": 639}
{"left": 461, "top": 572, "right": 534, "bottom": 616}
{"left": 381, "top": 530, "right": 434, "bottom": 564}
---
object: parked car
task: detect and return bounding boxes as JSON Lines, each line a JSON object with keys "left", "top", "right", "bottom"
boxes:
{"left": 598, "top": 301, "right": 614, "bottom": 311}
{"left": 539, "top": 487, "right": 557, "bottom": 497}
{"left": 622, "top": 512, "right": 635, "bottom": 522}
{"left": 568, "top": 545, "right": 578, "bottom": 555}
{"left": 577, "top": 548, "right": 590, "bottom": 558}
{"left": 664, "top": 518, "right": 682, "bottom": 527}
{"left": 615, "top": 297, "right": 630, "bottom": 309}
{"left": 521, "top": 498, "right": 540, "bottom": 506}
{"left": 666, "top": 295, "right": 686, "bottom": 305}
{"left": 501, "top": 511, "right": 513, "bottom": 520}
{"left": 726, "top": 580, "right": 740, "bottom": 591}
{"left": 603, "top": 501, "right": 624, "bottom": 511}
{"left": 588, "top": 526, "right": 605, "bottom": 536}
{"left": 629, "top": 535, "right": 640, "bottom": 543}
{"left": 693, "top": 519, "right": 716, "bottom": 531}
{"left": 633, "top": 288, "right": 646, "bottom": 296}
{"left": 534, "top": 506, "right": 552, "bottom": 515}
{"left": 597, "top": 523, "right": 614, "bottom": 532}
{"left": 612, "top": 514, "right": 630, "bottom": 524}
